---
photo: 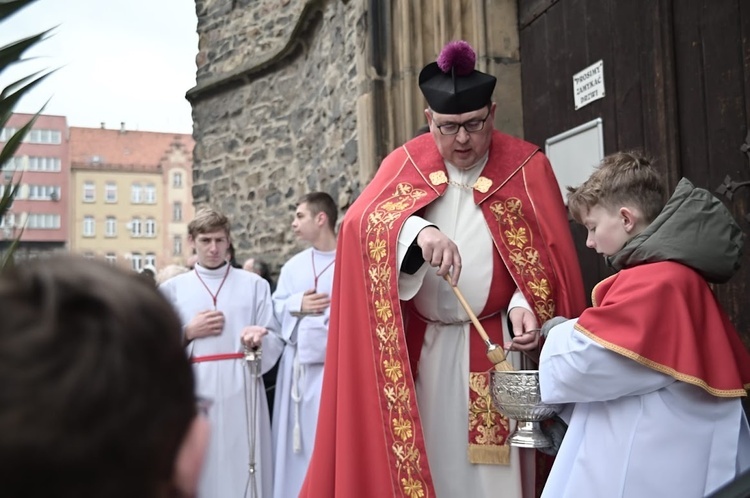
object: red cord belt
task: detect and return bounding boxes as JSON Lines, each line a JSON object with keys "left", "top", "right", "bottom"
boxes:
{"left": 191, "top": 353, "right": 245, "bottom": 363}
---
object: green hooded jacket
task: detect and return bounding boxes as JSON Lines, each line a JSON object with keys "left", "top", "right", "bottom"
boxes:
{"left": 606, "top": 178, "right": 744, "bottom": 284}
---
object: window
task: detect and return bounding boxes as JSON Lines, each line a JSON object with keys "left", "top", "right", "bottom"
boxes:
{"left": 173, "top": 235, "right": 182, "bottom": 256}
{"left": 105, "top": 253, "right": 116, "bottom": 265}
{"left": 144, "top": 183, "right": 156, "bottom": 204}
{"left": 145, "top": 218, "right": 156, "bottom": 237}
{"left": 83, "top": 181, "right": 95, "bottom": 202}
{"left": 105, "top": 216, "right": 116, "bottom": 237}
{"left": 27, "top": 157, "right": 61, "bottom": 171}
{"left": 173, "top": 172, "right": 183, "bottom": 188}
{"left": 130, "top": 253, "right": 142, "bottom": 272}
{"left": 173, "top": 201, "right": 182, "bottom": 222}
{"left": 131, "top": 183, "right": 142, "bottom": 204}
{"left": 145, "top": 253, "right": 156, "bottom": 268}
{"left": 0, "top": 213, "right": 16, "bottom": 229}
{"left": 3, "top": 156, "right": 19, "bottom": 170}
{"left": 28, "top": 185, "right": 61, "bottom": 201}
{"left": 26, "top": 129, "right": 62, "bottom": 144}
{"left": 0, "top": 184, "right": 18, "bottom": 199}
{"left": 105, "top": 182, "right": 117, "bottom": 203}
{"left": 130, "top": 218, "right": 142, "bottom": 237}
{"left": 0, "top": 127, "right": 18, "bottom": 142}
{"left": 83, "top": 252, "right": 95, "bottom": 260}
{"left": 83, "top": 216, "right": 95, "bottom": 237}
{"left": 26, "top": 214, "right": 60, "bottom": 229}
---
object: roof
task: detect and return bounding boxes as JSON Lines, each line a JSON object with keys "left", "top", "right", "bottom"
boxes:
{"left": 69, "top": 126, "right": 194, "bottom": 172}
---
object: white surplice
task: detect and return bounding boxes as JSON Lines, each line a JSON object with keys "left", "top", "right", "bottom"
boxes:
{"left": 271, "top": 247, "right": 335, "bottom": 498}
{"left": 160, "top": 264, "right": 284, "bottom": 498}
{"left": 539, "top": 318, "right": 750, "bottom": 498}
{"left": 397, "top": 159, "right": 533, "bottom": 498}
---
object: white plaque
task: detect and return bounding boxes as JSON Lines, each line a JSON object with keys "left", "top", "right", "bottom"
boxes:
{"left": 545, "top": 118, "right": 604, "bottom": 203}
{"left": 573, "top": 60, "right": 605, "bottom": 110}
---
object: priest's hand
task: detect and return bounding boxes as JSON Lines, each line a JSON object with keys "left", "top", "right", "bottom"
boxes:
{"left": 241, "top": 325, "right": 268, "bottom": 349}
{"left": 301, "top": 289, "right": 331, "bottom": 314}
{"left": 185, "top": 310, "right": 225, "bottom": 341}
{"left": 507, "top": 307, "right": 540, "bottom": 353}
{"left": 416, "top": 226, "right": 462, "bottom": 285}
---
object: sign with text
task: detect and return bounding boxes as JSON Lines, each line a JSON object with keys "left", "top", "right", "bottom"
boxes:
{"left": 573, "top": 60, "right": 605, "bottom": 110}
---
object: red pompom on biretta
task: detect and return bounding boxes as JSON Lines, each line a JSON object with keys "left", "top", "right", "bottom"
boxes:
{"left": 418, "top": 40, "right": 497, "bottom": 114}
{"left": 437, "top": 40, "right": 476, "bottom": 76}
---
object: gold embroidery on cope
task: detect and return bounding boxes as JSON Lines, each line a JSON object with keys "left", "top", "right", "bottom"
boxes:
{"left": 429, "top": 171, "right": 447, "bottom": 186}
{"left": 474, "top": 176, "right": 492, "bottom": 193}
{"left": 490, "top": 198, "right": 556, "bottom": 322}
{"left": 468, "top": 372, "right": 511, "bottom": 465}
{"left": 366, "top": 182, "right": 430, "bottom": 497}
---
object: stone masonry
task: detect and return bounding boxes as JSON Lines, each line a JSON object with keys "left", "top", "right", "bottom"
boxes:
{"left": 189, "top": 0, "right": 362, "bottom": 270}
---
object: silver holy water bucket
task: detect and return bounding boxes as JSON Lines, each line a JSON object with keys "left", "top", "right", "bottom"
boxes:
{"left": 490, "top": 370, "right": 562, "bottom": 448}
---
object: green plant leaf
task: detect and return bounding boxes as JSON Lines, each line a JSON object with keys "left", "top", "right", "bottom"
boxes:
{"left": 0, "top": 113, "right": 42, "bottom": 168}
{"left": 0, "top": 31, "right": 51, "bottom": 70}
{"left": 0, "top": 70, "right": 52, "bottom": 126}
{"left": 0, "top": 0, "right": 48, "bottom": 268}
{"left": 0, "top": 0, "right": 37, "bottom": 22}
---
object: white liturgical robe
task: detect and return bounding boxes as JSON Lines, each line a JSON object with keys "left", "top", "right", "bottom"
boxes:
{"left": 540, "top": 318, "right": 750, "bottom": 498}
{"left": 160, "top": 264, "right": 283, "bottom": 498}
{"left": 271, "top": 247, "right": 335, "bottom": 498}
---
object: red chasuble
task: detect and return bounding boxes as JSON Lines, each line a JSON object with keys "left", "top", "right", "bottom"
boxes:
{"left": 300, "top": 131, "right": 586, "bottom": 498}
{"left": 575, "top": 261, "right": 750, "bottom": 397}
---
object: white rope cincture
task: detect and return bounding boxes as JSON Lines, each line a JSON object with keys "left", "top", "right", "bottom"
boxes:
{"left": 244, "top": 345, "right": 262, "bottom": 498}
{"left": 291, "top": 347, "right": 303, "bottom": 453}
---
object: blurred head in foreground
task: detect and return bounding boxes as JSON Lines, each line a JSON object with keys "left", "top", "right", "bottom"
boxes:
{"left": 0, "top": 256, "right": 208, "bottom": 498}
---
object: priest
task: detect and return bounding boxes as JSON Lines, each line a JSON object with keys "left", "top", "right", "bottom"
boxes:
{"left": 301, "top": 40, "right": 586, "bottom": 498}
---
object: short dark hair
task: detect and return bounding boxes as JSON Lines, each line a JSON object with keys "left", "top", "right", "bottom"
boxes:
{"left": 298, "top": 192, "right": 338, "bottom": 232}
{"left": 0, "top": 256, "right": 196, "bottom": 498}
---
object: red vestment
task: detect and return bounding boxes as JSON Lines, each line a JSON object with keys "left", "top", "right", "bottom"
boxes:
{"left": 300, "top": 131, "right": 586, "bottom": 497}
{"left": 575, "top": 261, "right": 750, "bottom": 396}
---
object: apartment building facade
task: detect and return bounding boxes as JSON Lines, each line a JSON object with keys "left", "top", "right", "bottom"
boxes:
{"left": 69, "top": 124, "right": 194, "bottom": 271}
{"left": 0, "top": 113, "right": 70, "bottom": 258}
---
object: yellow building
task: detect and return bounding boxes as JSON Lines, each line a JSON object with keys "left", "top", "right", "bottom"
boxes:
{"left": 69, "top": 124, "right": 194, "bottom": 271}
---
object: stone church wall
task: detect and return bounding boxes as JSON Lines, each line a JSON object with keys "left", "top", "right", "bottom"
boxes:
{"left": 189, "top": 0, "right": 362, "bottom": 268}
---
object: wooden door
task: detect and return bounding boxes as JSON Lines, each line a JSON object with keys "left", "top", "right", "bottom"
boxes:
{"left": 519, "top": 0, "right": 750, "bottom": 349}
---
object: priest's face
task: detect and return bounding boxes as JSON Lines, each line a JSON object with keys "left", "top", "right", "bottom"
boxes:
{"left": 189, "top": 229, "right": 230, "bottom": 269}
{"left": 425, "top": 103, "right": 496, "bottom": 170}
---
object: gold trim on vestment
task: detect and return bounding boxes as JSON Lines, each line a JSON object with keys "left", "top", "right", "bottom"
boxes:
{"left": 467, "top": 372, "right": 511, "bottom": 465}
{"left": 474, "top": 176, "right": 492, "bottom": 193}
{"left": 366, "top": 182, "right": 430, "bottom": 497}
{"left": 576, "top": 323, "right": 750, "bottom": 398}
{"left": 490, "top": 198, "right": 556, "bottom": 321}
{"left": 429, "top": 171, "right": 447, "bottom": 186}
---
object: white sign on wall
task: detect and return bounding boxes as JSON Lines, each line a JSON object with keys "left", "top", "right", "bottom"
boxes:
{"left": 545, "top": 118, "right": 604, "bottom": 203}
{"left": 573, "top": 60, "right": 605, "bottom": 110}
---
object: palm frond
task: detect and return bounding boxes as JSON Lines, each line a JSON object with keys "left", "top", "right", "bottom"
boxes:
{"left": 0, "top": 0, "right": 47, "bottom": 267}
{"left": 0, "top": 0, "right": 37, "bottom": 22}
{"left": 0, "top": 30, "right": 51, "bottom": 69}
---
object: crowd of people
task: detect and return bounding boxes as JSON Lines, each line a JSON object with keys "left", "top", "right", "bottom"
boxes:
{"left": 1, "top": 39, "right": 749, "bottom": 498}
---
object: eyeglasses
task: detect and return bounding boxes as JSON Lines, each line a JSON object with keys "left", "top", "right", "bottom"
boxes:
{"left": 434, "top": 110, "right": 491, "bottom": 136}
{"left": 195, "top": 396, "right": 213, "bottom": 417}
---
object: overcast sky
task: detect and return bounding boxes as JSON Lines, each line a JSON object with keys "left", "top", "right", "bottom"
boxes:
{"left": 0, "top": 0, "right": 198, "bottom": 134}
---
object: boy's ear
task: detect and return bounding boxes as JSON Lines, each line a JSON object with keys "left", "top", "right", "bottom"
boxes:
{"left": 619, "top": 207, "right": 639, "bottom": 233}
